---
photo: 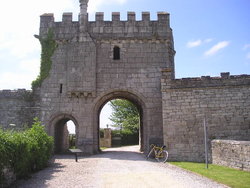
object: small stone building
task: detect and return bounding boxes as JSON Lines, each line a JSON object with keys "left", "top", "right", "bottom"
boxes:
{"left": 0, "top": 0, "right": 249, "bottom": 161}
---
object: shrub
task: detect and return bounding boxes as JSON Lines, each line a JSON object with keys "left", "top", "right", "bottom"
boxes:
{"left": 0, "top": 129, "right": 13, "bottom": 183}
{"left": 111, "top": 129, "right": 139, "bottom": 146}
{"left": 120, "top": 130, "right": 139, "bottom": 146}
{"left": 69, "top": 134, "right": 76, "bottom": 149}
{"left": 111, "top": 129, "right": 121, "bottom": 137}
{"left": 0, "top": 118, "right": 53, "bottom": 185}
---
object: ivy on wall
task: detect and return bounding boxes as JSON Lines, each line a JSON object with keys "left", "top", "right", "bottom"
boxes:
{"left": 32, "top": 29, "right": 57, "bottom": 89}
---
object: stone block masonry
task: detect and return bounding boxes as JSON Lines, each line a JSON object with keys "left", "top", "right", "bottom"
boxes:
{"left": 0, "top": 0, "right": 249, "bottom": 161}
{"left": 35, "top": 1, "right": 175, "bottom": 154}
{"left": 212, "top": 140, "right": 250, "bottom": 171}
{"left": 0, "top": 89, "right": 40, "bottom": 129}
{"left": 162, "top": 71, "right": 250, "bottom": 161}
{"left": 39, "top": 12, "right": 172, "bottom": 41}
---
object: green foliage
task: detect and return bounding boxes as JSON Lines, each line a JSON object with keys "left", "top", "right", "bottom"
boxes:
{"left": 0, "top": 118, "right": 53, "bottom": 184}
{"left": 120, "top": 129, "right": 139, "bottom": 145}
{"left": 25, "top": 118, "right": 54, "bottom": 172}
{"left": 111, "top": 129, "right": 121, "bottom": 137}
{"left": 109, "top": 99, "right": 140, "bottom": 133}
{"left": 32, "top": 29, "right": 57, "bottom": 89}
{"left": 0, "top": 129, "right": 13, "bottom": 183}
{"left": 111, "top": 129, "right": 139, "bottom": 146}
{"left": 170, "top": 162, "right": 250, "bottom": 188}
{"left": 100, "top": 147, "right": 108, "bottom": 151}
{"left": 69, "top": 134, "right": 76, "bottom": 149}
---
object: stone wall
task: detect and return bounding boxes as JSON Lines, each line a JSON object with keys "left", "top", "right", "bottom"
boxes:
{"left": 212, "top": 140, "right": 250, "bottom": 171}
{"left": 39, "top": 12, "right": 173, "bottom": 41}
{"left": 100, "top": 128, "right": 112, "bottom": 148}
{"left": 0, "top": 89, "right": 39, "bottom": 129}
{"left": 1, "top": 1, "right": 249, "bottom": 162}
{"left": 161, "top": 71, "right": 250, "bottom": 161}
{"left": 36, "top": 7, "right": 175, "bottom": 154}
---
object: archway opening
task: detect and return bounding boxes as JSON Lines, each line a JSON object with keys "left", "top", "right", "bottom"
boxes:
{"left": 54, "top": 119, "right": 77, "bottom": 154}
{"left": 98, "top": 98, "right": 143, "bottom": 151}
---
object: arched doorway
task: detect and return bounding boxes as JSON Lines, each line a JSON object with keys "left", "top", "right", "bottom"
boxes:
{"left": 94, "top": 90, "right": 146, "bottom": 152}
{"left": 49, "top": 114, "right": 78, "bottom": 154}
{"left": 99, "top": 99, "right": 141, "bottom": 148}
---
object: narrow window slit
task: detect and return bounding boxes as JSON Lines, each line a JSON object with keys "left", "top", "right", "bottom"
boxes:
{"left": 60, "top": 84, "right": 63, "bottom": 94}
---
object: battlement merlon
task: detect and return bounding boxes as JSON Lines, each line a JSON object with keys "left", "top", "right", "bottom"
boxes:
{"left": 40, "top": 11, "right": 170, "bottom": 24}
{"left": 39, "top": 12, "right": 172, "bottom": 40}
{"left": 161, "top": 71, "right": 250, "bottom": 90}
{"left": 0, "top": 89, "right": 33, "bottom": 99}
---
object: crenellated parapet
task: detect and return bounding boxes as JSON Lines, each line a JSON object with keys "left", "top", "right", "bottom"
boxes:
{"left": 161, "top": 71, "right": 250, "bottom": 91}
{"left": 0, "top": 89, "right": 33, "bottom": 99}
{"left": 39, "top": 11, "right": 172, "bottom": 42}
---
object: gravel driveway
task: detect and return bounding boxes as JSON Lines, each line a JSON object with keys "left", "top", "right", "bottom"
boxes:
{"left": 12, "top": 145, "right": 228, "bottom": 188}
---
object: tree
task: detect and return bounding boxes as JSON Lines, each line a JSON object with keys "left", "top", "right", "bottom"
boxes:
{"left": 109, "top": 99, "right": 139, "bottom": 133}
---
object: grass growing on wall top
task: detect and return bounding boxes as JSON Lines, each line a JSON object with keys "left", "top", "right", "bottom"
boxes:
{"left": 32, "top": 29, "right": 57, "bottom": 89}
{"left": 170, "top": 162, "right": 250, "bottom": 188}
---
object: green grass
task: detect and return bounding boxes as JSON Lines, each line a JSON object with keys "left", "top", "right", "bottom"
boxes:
{"left": 170, "top": 162, "right": 250, "bottom": 188}
{"left": 100, "top": 147, "right": 108, "bottom": 151}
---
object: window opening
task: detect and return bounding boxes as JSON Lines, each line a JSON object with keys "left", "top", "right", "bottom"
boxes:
{"left": 113, "top": 46, "right": 120, "bottom": 60}
{"left": 60, "top": 84, "right": 63, "bottom": 94}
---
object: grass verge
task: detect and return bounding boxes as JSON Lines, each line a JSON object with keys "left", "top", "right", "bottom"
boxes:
{"left": 170, "top": 162, "right": 250, "bottom": 188}
{"left": 100, "top": 147, "right": 108, "bottom": 151}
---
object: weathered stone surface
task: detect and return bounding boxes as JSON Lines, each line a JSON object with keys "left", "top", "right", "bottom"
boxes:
{"left": 212, "top": 140, "right": 250, "bottom": 171}
{"left": 162, "top": 71, "right": 250, "bottom": 161}
{"left": 31, "top": 1, "right": 175, "bottom": 154}
{"left": 100, "top": 128, "right": 112, "bottom": 148}
{"left": 0, "top": 1, "right": 249, "bottom": 162}
{"left": 0, "top": 89, "right": 40, "bottom": 129}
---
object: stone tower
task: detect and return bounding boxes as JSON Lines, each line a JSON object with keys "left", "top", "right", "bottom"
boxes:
{"left": 79, "top": 0, "right": 88, "bottom": 32}
{"left": 0, "top": 0, "right": 249, "bottom": 163}
{"left": 36, "top": 0, "right": 175, "bottom": 153}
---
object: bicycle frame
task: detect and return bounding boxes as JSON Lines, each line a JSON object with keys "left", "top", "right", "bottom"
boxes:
{"left": 147, "top": 144, "right": 168, "bottom": 162}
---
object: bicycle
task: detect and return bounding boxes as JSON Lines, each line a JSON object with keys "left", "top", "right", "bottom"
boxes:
{"left": 146, "top": 144, "right": 168, "bottom": 162}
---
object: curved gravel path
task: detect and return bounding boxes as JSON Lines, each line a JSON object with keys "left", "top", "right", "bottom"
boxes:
{"left": 12, "top": 145, "right": 228, "bottom": 188}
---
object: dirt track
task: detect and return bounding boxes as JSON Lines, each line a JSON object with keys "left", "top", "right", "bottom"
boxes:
{"left": 13, "top": 145, "right": 228, "bottom": 188}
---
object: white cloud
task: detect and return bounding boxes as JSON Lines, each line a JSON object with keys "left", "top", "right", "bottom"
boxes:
{"left": 0, "top": 57, "right": 40, "bottom": 90}
{"left": 186, "top": 38, "right": 213, "bottom": 48}
{"left": 0, "top": 0, "right": 131, "bottom": 90}
{"left": 243, "top": 44, "right": 250, "bottom": 50}
{"left": 0, "top": 0, "right": 77, "bottom": 90}
{"left": 204, "top": 41, "right": 230, "bottom": 56}
{"left": 187, "top": 40, "right": 202, "bottom": 48}
{"left": 19, "top": 58, "right": 40, "bottom": 73}
{"left": 0, "top": 72, "right": 37, "bottom": 90}
{"left": 204, "top": 38, "right": 213, "bottom": 43}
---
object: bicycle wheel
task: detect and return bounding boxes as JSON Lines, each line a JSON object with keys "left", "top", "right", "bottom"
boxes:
{"left": 156, "top": 150, "right": 168, "bottom": 162}
{"left": 146, "top": 148, "right": 155, "bottom": 159}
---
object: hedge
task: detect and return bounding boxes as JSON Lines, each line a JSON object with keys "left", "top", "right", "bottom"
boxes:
{"left": 0, "top": 118, "right": 53, "bottom": 185}
{"left": 111, "top": 129, "right": 139, "bottom": 146}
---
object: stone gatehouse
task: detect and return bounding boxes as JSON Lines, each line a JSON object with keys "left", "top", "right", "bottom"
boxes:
{"left": 0, "top": 0, "right": 249, "bottom": 161}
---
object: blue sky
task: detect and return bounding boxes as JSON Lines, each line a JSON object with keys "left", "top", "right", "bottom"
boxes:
{"left": 0, "top": 0, "right": 249, "bottom": 89}
{"left": 0, "top": 0, "right": 249, "bottom": 129}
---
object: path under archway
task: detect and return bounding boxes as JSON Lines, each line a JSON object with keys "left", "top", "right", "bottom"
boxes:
{"left": 93, "top": 90, "right": 147, "bottom": 152}
{"left": 48, "top": 114, "right": 79, "bottom": 153}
